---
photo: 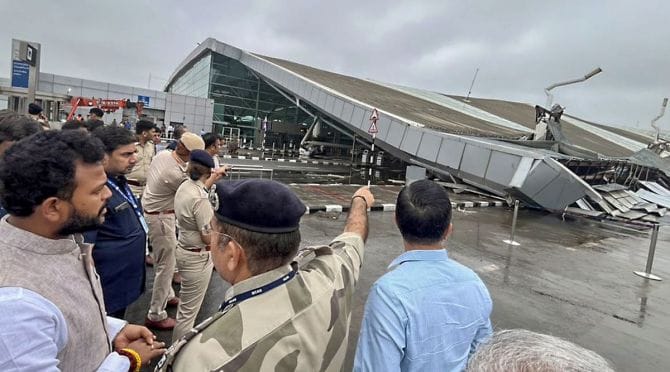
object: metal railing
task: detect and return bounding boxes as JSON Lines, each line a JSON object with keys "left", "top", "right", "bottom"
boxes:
{"left": 226, "top": 165, "right": 274, "bottom": 180}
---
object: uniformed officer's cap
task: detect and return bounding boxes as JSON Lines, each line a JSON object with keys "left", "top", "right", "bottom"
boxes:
{"left": 189, "top": 149, "right": 215, "bottom": 168}
{"left": 180, "top": 132, "right": 205, "bottom": 151}
{"left": 209, "top": 179, "right": 306, "bottom": 233}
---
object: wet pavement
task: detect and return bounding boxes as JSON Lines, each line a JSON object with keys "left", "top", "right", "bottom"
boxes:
{"left": 128, "top": 207, "right": 670, "bottom": 371}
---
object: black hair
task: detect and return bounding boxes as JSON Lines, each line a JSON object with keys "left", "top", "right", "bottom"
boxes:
{"left": 61, "top": 120, "right": 84, "bottom": 131}
{"left": 187, "top": 162, "right": 211, "bottom": 181}
{"left": 89, "top": 107, "right": 104, "bottom": 117}
{"left": 84, "top": 119, "right": 104, "bottom": 132}
{"left": 202, "top": 132, "right": 221, "bottom": 148}
{"left": 0, "top": 130, "right": 105, "bottom": 216}
{"left": 135, "top": 119, "right": 155, "bottom": 135}
{"left": 0, "top": 113, "right": 42, "bottom": 144}
{"left": 219, "top": 222, "right": 301, "bottom": 275}
{"left": 173, "top": 126, "right": 186, "bottom": 140}
{"left": 92, "top": 125, "right": 136, "bottom": 154}
{"left": 153, "top": 125, "right": 162, "bottom": 133}
{"left": 395, "top": 179, "right": 452, "bottom": 245}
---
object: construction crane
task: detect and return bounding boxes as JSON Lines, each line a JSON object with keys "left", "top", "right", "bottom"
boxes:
{"left": 65, "top": 97, "right": 144, "bottom": 120}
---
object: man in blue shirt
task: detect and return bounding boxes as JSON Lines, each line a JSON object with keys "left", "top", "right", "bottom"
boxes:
{"left": 354, "top": 179, "right": 493, "bottom": 372}
{"left": 88, "top": 126, "right": 147, "bottom": 319}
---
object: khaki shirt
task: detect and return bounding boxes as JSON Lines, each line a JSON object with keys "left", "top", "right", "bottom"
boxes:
{"left": 161, "top": 232, "right": 365, "bottom": 372}
{"left": 142, "top": 150, "right": 187, "bottom": 212}
{"left": 126, "top": 140, "right": 155, "bottom": 195}
{"left": 174, "top": 179, "right": 213, "bottom": 250}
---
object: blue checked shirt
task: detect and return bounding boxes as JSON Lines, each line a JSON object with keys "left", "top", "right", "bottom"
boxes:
{"left": 354, "top": 249, "right": 493, "bottom": 372}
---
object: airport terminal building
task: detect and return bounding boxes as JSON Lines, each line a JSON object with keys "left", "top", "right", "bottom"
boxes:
{"left": 1, "top": 39, "right": 213, "bottom": 132}
{"left": 3, "top": 37, "right": 664, "bottom": 214}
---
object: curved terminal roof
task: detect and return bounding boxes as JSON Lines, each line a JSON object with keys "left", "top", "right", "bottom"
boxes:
{"left": 166, "top": 38, "right": 652, "bottom": 210}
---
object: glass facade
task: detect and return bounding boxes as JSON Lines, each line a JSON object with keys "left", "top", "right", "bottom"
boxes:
{"left": 209, "top": 53, "right": 312, "bottom": 144}
{"left": 168, "top": 51, "right": 349, "bottom": 154}
{"left": 168, "top": 53, "right": 211, "bottom": 98}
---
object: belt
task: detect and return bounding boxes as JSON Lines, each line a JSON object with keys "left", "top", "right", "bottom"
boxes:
{"left": 182, "top": 245, "right": 211, "bottom": 253}
{"left": 144, "top": 209, "right": 174, "bottom": 215}
{"left": 127, "top": 180, "right": 145, "bottom": 187}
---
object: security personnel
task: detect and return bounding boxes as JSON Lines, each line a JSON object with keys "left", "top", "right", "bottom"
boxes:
{"left": 143, "top": 132, "right": 205, "bottom": 330}
{"left": 172, "top": 150, "right": 216, "bottom": 341}
{"left": 156, "top": 179, "right": 374, "bottom": 371}
{"left": 126, "top": 120, "right": 157, "bottom": 198}
{"left": 88, "top": 126, "right": 147, "bottom": 318}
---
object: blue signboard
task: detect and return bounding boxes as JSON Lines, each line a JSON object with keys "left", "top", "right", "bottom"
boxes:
{"left": 11, "top": 60, "right": 29, "bottom": 88}
{"left": 137, "top": 95, "right": 151, "bottom": 108}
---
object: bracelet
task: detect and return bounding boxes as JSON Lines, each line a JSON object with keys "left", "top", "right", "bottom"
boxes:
{"left": 117, "top": 348, "right": 141, "bottom": 372}
{"left": 351, "top": 195, "right": 368, "bottom": 208}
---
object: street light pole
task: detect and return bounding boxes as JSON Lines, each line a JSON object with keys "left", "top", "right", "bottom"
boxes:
{"left": 544, "top": 67, "right": 603, "bottom": 108}
{"left": 651, "top": 98, "right": 669, "bottom": 142}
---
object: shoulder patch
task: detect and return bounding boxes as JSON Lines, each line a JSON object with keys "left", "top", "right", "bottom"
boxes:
{"left": 209, "top": 184, "right": 220, "bottom": 211}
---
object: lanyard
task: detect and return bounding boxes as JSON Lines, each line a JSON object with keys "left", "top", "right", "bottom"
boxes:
{"left": 156, "top": 267, "right": 298, "bottom": 371}
{"left": 219, "top": 267, "right": 297, "bottom": 311}
{"left": 106, "top": 179, "right": 148, "bottom": 234}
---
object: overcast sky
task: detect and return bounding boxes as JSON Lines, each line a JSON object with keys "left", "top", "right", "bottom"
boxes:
{"left": 1, "top": 0, "right": 668, "bottom": 129}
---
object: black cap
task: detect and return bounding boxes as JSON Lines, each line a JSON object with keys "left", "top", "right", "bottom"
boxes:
{"left": 28, "top": 103, "right": 42, "bottom": 115}
{"left": 89, "top": 107, "right": 104, "bottom": 117}
{"left": 209, "top": 179, "right": 306, "bottom": 233}
{"left": 190, "top": 149, "right": 215, "bottom": 168}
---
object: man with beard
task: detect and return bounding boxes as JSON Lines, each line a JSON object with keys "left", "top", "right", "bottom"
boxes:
{"left": 0, "top": 130, "right": 165, "bottom": 370}
{"left": 88, "top": 126, "right": 147, "bottom": 319}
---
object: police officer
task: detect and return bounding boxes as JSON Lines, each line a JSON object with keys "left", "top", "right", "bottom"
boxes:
{"left": 172, "top": 150, "right": 217, "bottom": 341}
{"left": 157, "top": 179, "right": 374, "bottom": 371}
{"left": 126, "top": 120, "right": 157, "bottom": 198}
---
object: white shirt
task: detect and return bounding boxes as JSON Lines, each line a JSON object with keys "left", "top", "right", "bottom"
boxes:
{"left": 0, "top": 287, "right": 131, "bottom": 371}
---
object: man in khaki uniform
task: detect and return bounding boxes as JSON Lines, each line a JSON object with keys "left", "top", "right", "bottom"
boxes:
{"left": 172, "top": 150, "right": 216, "bottom": 341}
{"left": 142, "top": 132, "right": 205, "bottom": 330}
{"left": 126, "top": 120, "right": 156, "bottom": 198}
{"left": 156, "top": 179, "right": 374, "bottom": 371}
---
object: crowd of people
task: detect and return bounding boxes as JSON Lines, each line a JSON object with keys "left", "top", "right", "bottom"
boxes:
{"left": 0, "top": 106, "right": 616, "bottom": 371}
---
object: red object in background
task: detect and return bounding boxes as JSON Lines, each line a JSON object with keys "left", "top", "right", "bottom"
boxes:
{"left": 66, "top": 97, "right": 144, "bottom": 120}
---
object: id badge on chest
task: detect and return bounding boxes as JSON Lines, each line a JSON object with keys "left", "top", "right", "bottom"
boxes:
{"left": 139, "top": 215, "right": 149, "bottom": 234}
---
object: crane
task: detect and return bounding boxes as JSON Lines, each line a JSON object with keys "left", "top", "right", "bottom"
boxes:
{"left": 66, "top": 96, "right": 144, "bottom": 121}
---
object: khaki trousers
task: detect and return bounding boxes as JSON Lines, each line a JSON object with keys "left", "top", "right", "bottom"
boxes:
{"left": 172, "top": 248, "right": 213, "bottom": 341}
{"left": 145, "top": 212, "right": 177, "bottom": 321}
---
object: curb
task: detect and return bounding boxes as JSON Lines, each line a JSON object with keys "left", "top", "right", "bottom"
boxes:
{"left": 304, "top": 200, "right": 505, "bottom": 214}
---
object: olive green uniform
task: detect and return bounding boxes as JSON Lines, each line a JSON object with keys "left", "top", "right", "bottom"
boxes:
{"left": 157, "top": 232, "right": 364, "bottom": 371}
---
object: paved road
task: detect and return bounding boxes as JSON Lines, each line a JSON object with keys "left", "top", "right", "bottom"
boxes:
{"left": 129, "top": 207, "right": 669, "bottom": 371}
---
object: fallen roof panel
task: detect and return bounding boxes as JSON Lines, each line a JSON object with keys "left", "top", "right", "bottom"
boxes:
{"left": 636, "top": 189, "right": 670, "bottom": 209}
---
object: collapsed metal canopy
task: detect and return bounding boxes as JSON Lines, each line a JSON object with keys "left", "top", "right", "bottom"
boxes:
{"left": 168, "top": 38, "right": 657, "bottom": 211}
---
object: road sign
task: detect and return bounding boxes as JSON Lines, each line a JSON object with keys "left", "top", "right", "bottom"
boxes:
{"left": 11, "top": 60, "right": 29, "bottom": 88}
{"left": 26, "top": 44, "right": 37, "bottom": 66}
{"left": 137, "top": 95, "right": 151, "bottom": 108}
{"left": 368, "top": 108, "right": 379, "bottom": 134}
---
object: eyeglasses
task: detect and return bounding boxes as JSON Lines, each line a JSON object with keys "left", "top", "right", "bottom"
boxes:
{"left": 210, "top": 231, "right": 237, "bottom": 249}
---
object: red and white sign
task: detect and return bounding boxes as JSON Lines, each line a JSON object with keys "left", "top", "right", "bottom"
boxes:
{"left": 368, "top": 108, "right": 379, "bottom": 134}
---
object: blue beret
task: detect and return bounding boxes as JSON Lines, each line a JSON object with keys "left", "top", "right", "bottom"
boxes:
{"left": 209, "top": 179, "right": 306, "bottom": 233}
{"left": 190, "top": 149, "right": 214, "bottom": 168}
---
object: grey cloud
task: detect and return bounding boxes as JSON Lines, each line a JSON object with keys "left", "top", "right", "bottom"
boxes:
{"left": 1, "top": 0, "right": 668, "bottom": 129}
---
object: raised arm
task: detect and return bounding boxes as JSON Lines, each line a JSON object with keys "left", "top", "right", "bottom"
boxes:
{"left": 344, "top": 186, "right": 375, "bottom": 242}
